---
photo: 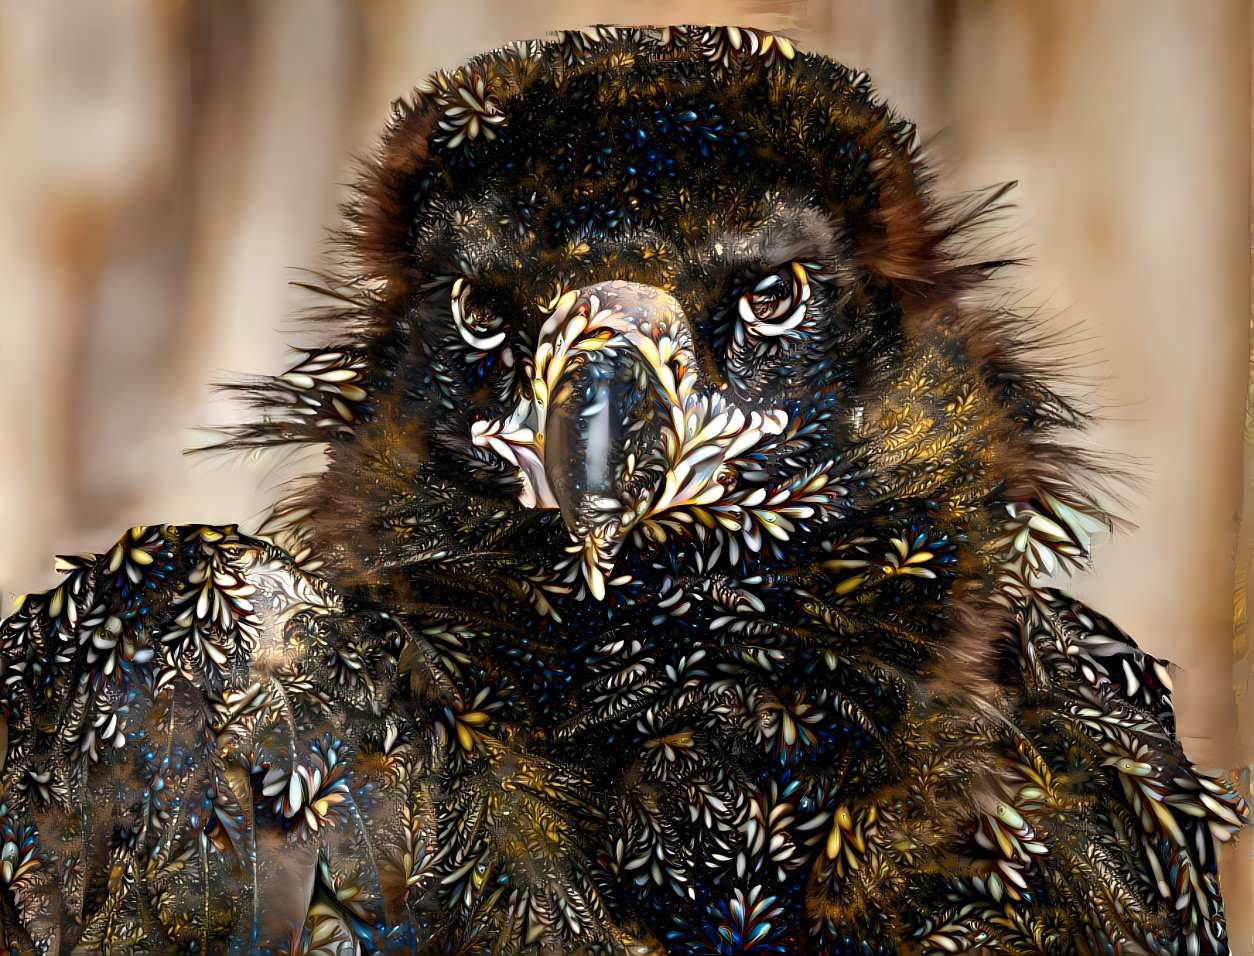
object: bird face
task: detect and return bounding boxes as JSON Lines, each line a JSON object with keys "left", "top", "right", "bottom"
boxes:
{"left": 337, "top": 189, "right": 889, "bottom": 613}
{"left": 464, "top": 234, "right": 849, "bottom": 599}
{"left": 254, "top": 27, "right": 1085, "bottom": 632}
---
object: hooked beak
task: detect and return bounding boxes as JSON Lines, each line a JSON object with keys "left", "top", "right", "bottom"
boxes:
{"left": 471, "top": 279, "right": 791, "bottom": 599}
{"left": 544, "top": 337, "right": 651, "bottom": 534}
{"left": 539, "top": 283, "right": 684, "bottom": 537}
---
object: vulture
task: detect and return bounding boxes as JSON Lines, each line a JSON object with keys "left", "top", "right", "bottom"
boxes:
{"left": 0, "top": 26, "right": 1244, "bottom": 956}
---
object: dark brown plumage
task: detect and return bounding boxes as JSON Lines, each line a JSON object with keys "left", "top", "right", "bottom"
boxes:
{"left": 0, "top": 26, "right": 1244, "bottom": 954}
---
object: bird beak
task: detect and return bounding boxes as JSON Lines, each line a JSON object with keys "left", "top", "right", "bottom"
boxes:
{"left": 472, "top": 279, "right": 792, "bottom": 599}
{"left": 538, "top": 282, "right": 686, "bottom": 534}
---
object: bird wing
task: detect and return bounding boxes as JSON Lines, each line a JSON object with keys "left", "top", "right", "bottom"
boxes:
{"left": 0, "top": 524, "right": 415, "bottom": 950}
{"left": 880, "top": 588, "right": 1249, "bottom": 956}
{"left": 1013, "top": 589, "right": 1245, "bottom": 954}
{"left": 0, "top": 525, "right": 662, "bottom": 954}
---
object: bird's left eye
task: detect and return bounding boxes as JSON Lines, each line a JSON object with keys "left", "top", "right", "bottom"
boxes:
{"left": 736, "top": 262, "right": 814, "bottom": 337}
{"left": 745, "top": 272, "right": 792, "bottom": 318}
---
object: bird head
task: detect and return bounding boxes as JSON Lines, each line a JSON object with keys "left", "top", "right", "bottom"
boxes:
{"left": 228, "top": 27, "right": 1106, "bottom": 635}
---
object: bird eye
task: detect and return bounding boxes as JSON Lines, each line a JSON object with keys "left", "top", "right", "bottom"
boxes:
{"left": 714, "top": 261, "right": 822, "bottom": 394}
{"left": 735, "top": 262, "right": 814, "bottom": 337}
{"left": 450, "top": 278, "right": 506, "bottom": 349}
{"left": 745, "top": 272, "right": 792, "bottom": 318}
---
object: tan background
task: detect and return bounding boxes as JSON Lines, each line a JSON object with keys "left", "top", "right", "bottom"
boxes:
{"left": 0, "top": 0, "right": 1249, "bottom": 940}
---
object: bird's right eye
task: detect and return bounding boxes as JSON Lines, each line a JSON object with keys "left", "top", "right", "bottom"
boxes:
{"left": 442, "top": 279, "right": 518, "bottom": 407}
{"left": 450, "top": 278, "right": 507, "bottom": 351}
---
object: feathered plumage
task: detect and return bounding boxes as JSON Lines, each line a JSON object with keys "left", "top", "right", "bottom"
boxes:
{"left": 0, "top": 26, "right": 1244, "bottom": 954}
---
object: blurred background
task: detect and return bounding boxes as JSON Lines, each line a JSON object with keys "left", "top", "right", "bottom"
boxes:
{"left": 0, "top": 0, "right": 1249, "bottom": 939}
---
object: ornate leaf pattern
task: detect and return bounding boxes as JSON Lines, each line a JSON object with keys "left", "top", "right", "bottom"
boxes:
{"left": 0, "top": 25, "right": 1245, "bottom": 956}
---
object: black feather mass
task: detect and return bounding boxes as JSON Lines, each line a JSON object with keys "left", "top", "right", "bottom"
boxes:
{"left": 0, "top": 26, "right": 1244, "bottom": 955}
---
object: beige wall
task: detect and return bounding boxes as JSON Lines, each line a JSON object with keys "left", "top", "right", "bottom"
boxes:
{"left": 0, "top": 0, "right": 1249, "bottom": 940}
